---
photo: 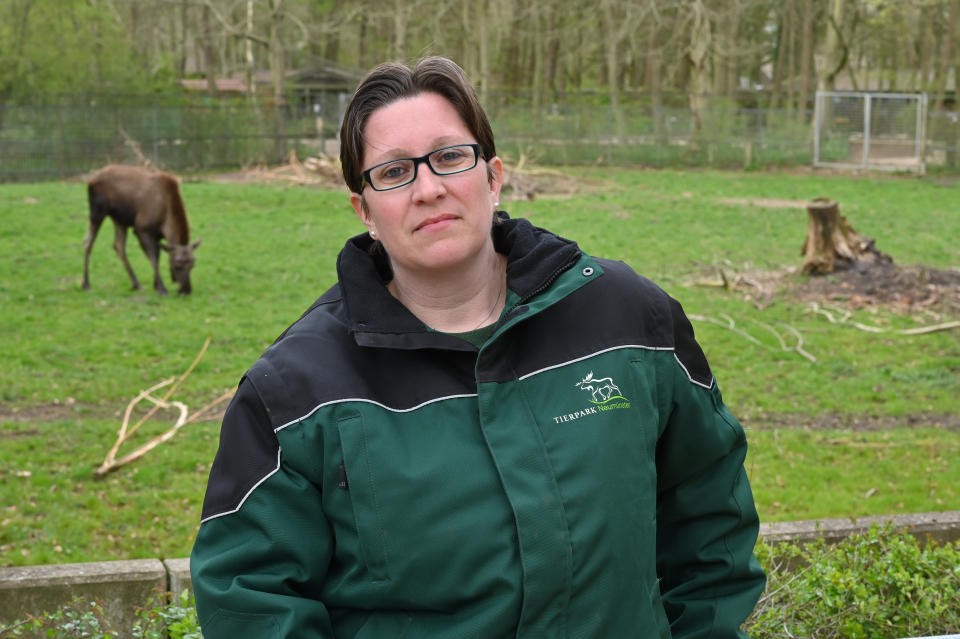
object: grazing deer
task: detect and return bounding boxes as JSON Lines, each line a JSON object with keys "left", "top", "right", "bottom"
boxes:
{"left": 82, "top": 165, "right": 201, "bottom": 295}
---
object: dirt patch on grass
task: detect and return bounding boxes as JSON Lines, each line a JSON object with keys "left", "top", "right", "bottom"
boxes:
{"left": 707, "top": 260, "right": 960, "bottom": 317}
{"left": 0, "top": 402, "right": 223, "bottom": 427}
{"left": 743, "top": 412, "right": 960, "bottom": 432}
{"left": 718, "top": 197, "right": 809, "bottom": 209}
{"left": 790, "top": 262, "right": 960, "bottom": 315}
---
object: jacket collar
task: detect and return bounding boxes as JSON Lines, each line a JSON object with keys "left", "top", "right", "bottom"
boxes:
{"left": 337, "top": 214, "right": 582, "bottom": 348}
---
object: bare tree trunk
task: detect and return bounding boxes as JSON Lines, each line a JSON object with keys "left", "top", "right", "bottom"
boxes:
{"left": 460, "top": 2, "right": 476, "bottom": 81}
{"left": 269, "top": 0, "right": 286, "bottom": 161}
{"left": 951, "top": 57, "right": 960, "bottom": 167}
{"left": 530, "top": 4, "right": 544, "bottom": 113}
{"left": 323, "top": 0, "right": 341, "bottom": 61}
{"left": 203, "top": 4, "right": 217, "bottom": 97}
{"left": 769, "top": 0, "right": 790, "bottom": 109}
{"left": 394, "top": 0, "right": 408, "bottom": 61}
{"left": 646, "top": 20, "right": 667, "bottom": 143}
{"left": 357, "top": 13, "right": 368, "bottom": 70}
{"left": 931, "top": 0, "right": 958, "bottom": 114}
{"left": 797, "top": 0, "right": 814, "bottom": 122}
{"left": 725, "top": 0, "right": 741, "bottom": 98}
{"left": 786, "top": 0, "right": 797, "bottom": 114}
{"left": 686, "top": 1, "right": 711, "bottom": 134}
{"left": 245, "top": 0, "right": 257, "bottom": 103}
{"left": 801, "top": 198, "right": 891, "bottom": 275}
{"left": 544, "top": 4, "right": 559, "bottom": 103}
{"left": 128, "top": 1, "right": 141, "bottom": 58}
{"left": 919, "top": 4, "right": 935, "bottom": 90}
{"left": 478, "top": 0, "right": 490, "bottom": 106}
{"left": 816, "top": 0, "right": 847, "bottom": 92}
{"left": 179, "top": 0, "right": 189, "bottom": 77}
{"left": 601, "top": 0, "right": 627, "bottom": 139}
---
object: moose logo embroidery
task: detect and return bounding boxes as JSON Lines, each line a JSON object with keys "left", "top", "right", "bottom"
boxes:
{"left": 553, "top": 371, "right": 631, "bottom": 424}
{"left": 575, "top": 371, "right": 625, "bottom": 404}
{"left": 575, "top": 371, "right": 626, "bottom": 404}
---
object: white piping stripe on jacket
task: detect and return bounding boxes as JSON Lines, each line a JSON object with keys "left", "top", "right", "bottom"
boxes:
{"left": 202, "top": 346, "right": 714, "bottom": 523}
{"left": 518, "top": 343, "right": 714, "bottom": 389}
{"left": 201, "top": 447, "right": 283, "bottom": 523}
{"left": 276, "top": 393, "right": 480, "bottom": 433}
{"left": 200, "top": 393, "right": 478, "bottom": 523}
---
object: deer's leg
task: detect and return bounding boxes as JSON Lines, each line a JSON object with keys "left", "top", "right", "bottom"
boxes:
{"left": 136, "top": 232, "right": 167, "bottom": 295}
{"left": 112, "top": 222, "right": 142, "bottom": 290}
{"left": 81, "top": 214, "right": 106, "bottom": 290}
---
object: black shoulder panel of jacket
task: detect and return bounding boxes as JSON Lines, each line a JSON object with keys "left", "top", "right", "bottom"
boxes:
{"left": 267, "top": 293, "right": 479, "bottom": 418}
{"left": 478, "top": 258, "right": 713, "bottom": 387}
{"left": 665, "top": 293, "right": 714, "bottom": 388}
{"left": 199, "top": 366, "right": 280, "bottom": 521}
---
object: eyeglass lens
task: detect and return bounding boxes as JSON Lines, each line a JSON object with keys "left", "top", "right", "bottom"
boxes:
{"left": 367, "top": 144, "right": 478, "bottom": 190}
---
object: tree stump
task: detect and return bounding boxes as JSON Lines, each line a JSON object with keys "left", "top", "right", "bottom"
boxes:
{"left": 801, "top": 197, "right": 892, "bottom": 275}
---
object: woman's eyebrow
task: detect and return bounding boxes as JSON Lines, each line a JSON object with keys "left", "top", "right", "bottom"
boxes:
{"left": 366, "top": 136, "right": 469, "bottom": 163}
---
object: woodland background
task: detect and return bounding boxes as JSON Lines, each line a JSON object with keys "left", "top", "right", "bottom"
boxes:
{"left": 2, "top": 0, "right": 959, "bottom": 179}
{"left": 2, "top": 0, "right": 959, "bottom": 110}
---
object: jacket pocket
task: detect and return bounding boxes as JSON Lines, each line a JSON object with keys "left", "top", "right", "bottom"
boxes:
{"left": 337, "top": 413, "right": 391, "bottom": 581}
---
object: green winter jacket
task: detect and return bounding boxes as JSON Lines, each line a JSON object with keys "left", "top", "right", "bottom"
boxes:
{"left": 191, "top": 215, "right": 765, "bottom": 638}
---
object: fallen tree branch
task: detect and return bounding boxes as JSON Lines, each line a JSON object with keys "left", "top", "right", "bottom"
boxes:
{"left": 688, "top": 313, "right": 764, "bottom": 347}
{"left": 756, "top": 320, "right": 816, "bottom": 362}
{"left": 757, "top": 321, "right": 817, "bottom": 362}
{"left": 688, "top": 314, "right": 817, "bottom": 362}
{"left": 94, "top": 338, "right": 233, "bottom": 478}
{"left": 782, "top": 324, "right": 817, "bottom": 363}
{"left": 809, "top": 302, "right": 960, "bottom": 335}
{"left": 899, "top": 320, "right": 960, "bottom": 335}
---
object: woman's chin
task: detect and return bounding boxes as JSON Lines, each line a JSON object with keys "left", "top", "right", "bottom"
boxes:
{"left": 405, "top": 239, "right": 490, "bottom": 275}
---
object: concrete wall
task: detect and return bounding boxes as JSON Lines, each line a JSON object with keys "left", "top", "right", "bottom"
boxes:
{"left": 1, "top": 511, "right": 958, "bottom": 635}
{"left": 0, "top": 558, "right": 171, "bottom": 636}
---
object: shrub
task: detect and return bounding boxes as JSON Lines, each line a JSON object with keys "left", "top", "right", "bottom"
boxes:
{"left": 0, "top": 590, "right": 200, "bottom": 639}
{"left": 747, "top": 524, "right": 960, "bottom": 638}
{"left": 2, "top": 529, "right": 958, "bottom": 638}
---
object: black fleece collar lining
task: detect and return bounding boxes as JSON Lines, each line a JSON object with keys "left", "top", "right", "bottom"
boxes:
{"left": 337, "top": 214, "right": 582, "bottom": 346}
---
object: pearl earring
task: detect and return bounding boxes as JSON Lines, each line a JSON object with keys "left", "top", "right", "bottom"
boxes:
{"left": 370, "top": 230, "right": 377, "bottom": 239}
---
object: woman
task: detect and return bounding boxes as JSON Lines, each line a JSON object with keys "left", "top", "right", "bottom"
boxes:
{"left": 191, "top": 56, "right": 765, "bottom": 638}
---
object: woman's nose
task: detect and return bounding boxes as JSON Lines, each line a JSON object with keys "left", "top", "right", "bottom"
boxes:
{"left": 411, "top": 163, "right": 447, "bottom": 201}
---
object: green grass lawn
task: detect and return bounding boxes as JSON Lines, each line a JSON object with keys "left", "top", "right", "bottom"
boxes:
{"left": 1, "top": 167, "right": 958, "bottom": 567}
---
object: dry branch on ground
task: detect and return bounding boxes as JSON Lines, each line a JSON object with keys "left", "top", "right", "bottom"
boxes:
{"left": 93, "top": 338, "right": 234, "bottom": 478}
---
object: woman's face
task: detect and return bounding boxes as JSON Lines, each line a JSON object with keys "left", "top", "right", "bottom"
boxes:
{"left": 349, "top": 92, "right": 503, "bottom": 281}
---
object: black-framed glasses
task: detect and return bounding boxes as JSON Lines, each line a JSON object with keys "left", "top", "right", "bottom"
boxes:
{"left": 361, "top": 143, "right": 482, "bottom": 191}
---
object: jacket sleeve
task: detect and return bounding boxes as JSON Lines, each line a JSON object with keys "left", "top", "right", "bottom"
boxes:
{"left": 190, "top": 374, "right": 336, "bottom": 638}
{"left": 653, "top": 298, "right": 766, "bottom": 639}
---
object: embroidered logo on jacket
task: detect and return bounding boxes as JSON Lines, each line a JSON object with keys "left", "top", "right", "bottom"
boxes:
{"left": 575, "top": 371, "right": 624, "bottom": 403}
{"left": 553, "top": 371, "right": 631, "bottom": 424}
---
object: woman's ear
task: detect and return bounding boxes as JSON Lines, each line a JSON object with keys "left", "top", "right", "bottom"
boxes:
{"left": 487, "top": 156, "right": 504, "bottom": 206}
{"left": 350, "top": 192, "right": 374, "bottom": 234}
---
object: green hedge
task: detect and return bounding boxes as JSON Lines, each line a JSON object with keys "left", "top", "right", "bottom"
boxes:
{"left": 2, "top": 526, "right": 958, "bottom": 638}
{"left": 748, "top": 524, "right": 960, "bottom": 638}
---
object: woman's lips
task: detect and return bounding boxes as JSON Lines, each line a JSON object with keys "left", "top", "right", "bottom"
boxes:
{"left": 415, "top": 214, "right": 458, "bottom": 232}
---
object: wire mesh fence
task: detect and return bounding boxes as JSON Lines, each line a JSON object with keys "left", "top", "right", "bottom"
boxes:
{"left": 814, "top": 91, "right": 928, "bottom": 172}
{"left": 1, "top": 92, "right": 958, "bottom": 182}
{"left": 0, "top": 93, "right": 346, "bottom": 182}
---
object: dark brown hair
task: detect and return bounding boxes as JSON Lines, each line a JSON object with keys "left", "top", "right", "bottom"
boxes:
{"left": 339, "top": 56, "right": 497, "bottom": 194}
